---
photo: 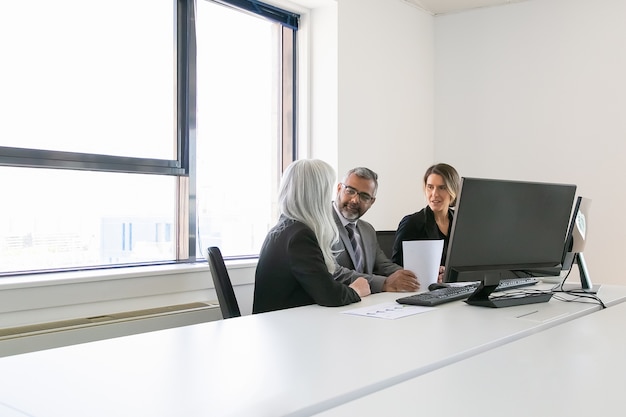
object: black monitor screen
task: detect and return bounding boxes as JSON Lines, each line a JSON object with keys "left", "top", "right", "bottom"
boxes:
{"left": 444, "top": 177, "right": 577, "bottom": 283}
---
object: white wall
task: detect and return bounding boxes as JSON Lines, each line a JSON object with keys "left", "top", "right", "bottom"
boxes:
{"left": 306, "top": 1, "right": 338, "bottom": 163}
{"left": 292, "top": 0, "right": 435, "bottom": 232}
{"left": 324, "top": 0, "right": 435, "bottom": 230}
{"left": 434, "top": 0, "right": 626, "bottom": 285}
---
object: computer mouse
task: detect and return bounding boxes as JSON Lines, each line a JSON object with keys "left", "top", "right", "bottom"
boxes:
{"left": 428, "top": 282, "right": 448, "bottom": 291}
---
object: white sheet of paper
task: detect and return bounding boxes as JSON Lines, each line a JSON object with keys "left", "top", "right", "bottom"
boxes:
{"left": 402, "top": 240, "right": 444, "bottom": 288}
{"left": 342, "top": 302, "right": 433, "bottom": 319}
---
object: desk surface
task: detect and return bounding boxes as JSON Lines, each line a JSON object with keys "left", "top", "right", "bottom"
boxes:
{"left": 0, "top": 283, "right": 623, "bottom": 417}
{"left": 317, "top": 293, "right": 626, "bottom": 417}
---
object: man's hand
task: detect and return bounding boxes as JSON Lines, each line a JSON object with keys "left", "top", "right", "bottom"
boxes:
{"left": 438, "top": 266, "right": 445, "bottom": 283}
{"left": 349, "top": 277, "right": 371, "bottom": 297}
{"left": 382, "top": 269, "right": 420, "bottom": 292}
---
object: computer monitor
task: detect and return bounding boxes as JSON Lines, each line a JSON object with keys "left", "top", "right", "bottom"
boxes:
{"left": 443, "top": 177, "right": 577, "bottom": 307}
{"left": 560, "top": 196, "right": 598, "bottom": 293}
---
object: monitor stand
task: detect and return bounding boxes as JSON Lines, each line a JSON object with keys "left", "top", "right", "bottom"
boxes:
{"left": 465, "top": 281, "right": 552, "bottom": 308}
{"left": 560, "top": 253, "right": 600, "bottom": 294}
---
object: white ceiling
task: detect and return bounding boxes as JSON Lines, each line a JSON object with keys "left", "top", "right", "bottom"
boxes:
{"left": 407, "top": 0, "right": 532, "bottom": 15}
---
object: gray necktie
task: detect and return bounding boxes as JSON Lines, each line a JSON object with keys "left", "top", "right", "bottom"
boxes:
{"left": 345, "top": 223, "right": 364, "bottom": 273}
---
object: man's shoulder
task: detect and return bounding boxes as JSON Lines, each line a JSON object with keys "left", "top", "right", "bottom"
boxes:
{"left": 357, "top": 218, "right": 376, "bottom": 232}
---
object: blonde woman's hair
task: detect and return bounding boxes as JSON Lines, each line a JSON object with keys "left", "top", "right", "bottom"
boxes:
{"left": 279, "top": 159, "right": 339, "bottom": 273}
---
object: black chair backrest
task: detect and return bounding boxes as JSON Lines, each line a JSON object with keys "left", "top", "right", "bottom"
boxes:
{"left": 376, "top": 230, "right": 396, "bottom": 259}
{"left": 207, "top": 246, "right": 241, "bottom": 319}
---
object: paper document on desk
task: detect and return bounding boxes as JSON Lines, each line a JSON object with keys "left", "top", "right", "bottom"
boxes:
{"left": 402, "top": 240, "right": 444, "bottom": 288}
{"left": 342, "top": 302, "right": 432, "bottom": 319}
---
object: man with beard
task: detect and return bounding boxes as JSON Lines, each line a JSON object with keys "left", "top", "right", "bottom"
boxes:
{"left": 332, "top": 167, "right": 420, "bottom": 293}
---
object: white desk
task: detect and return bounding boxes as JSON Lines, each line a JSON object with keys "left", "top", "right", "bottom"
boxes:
{"left": 316, "top": 292, "right": 626, "bottom": 417}
{"left": 0, "top": 284, "right": 624, "bottom": 417}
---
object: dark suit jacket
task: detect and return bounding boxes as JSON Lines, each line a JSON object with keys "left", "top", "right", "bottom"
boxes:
{"left": 253, "top": 216, "right": 361, "bottom": 314}
{"left": 332, "top": 209, "right": 402, "bottom": 293}
{"left": 391, "top": 206, "right": 453, "bottom": 266}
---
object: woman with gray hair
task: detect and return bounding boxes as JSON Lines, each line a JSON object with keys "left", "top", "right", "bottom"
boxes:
{"left": 253, "top": 159, "right": 370, "bottom": 314}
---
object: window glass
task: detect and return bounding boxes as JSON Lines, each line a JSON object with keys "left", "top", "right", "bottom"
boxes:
{"left": 195, "top": 1, "right": 280, "bottom": 258}
{"left": 0, "top": 0, "right": 175, "bottom": 159}
{"left": 0, "top": 0, "right": 297, "bottom": 274}
{"left": 0, "top": 167, "right": 177, "bottom": 273}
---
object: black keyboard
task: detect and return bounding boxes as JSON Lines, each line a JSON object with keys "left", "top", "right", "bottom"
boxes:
{"left": 396, "top": 277, "right": 540, "bottom": 307}
{"left": 494, "top": 277, "right": 539, "bottom": 291}
{"left": 396, "top": 285, "right": 479, "bottom": 307}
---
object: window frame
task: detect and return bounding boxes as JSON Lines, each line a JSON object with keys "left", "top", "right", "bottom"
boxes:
{"left": 0, "top": 0, "right": 299, "bottom": 275}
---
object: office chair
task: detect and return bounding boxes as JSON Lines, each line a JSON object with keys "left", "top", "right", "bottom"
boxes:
{"left": 375, "top": 230, "right": 396, "bottom": 259}
{"left": 207, "top": 246, "right": 241, "bottom": 319}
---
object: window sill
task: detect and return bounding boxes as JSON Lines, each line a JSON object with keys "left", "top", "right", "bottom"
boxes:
{"left": 0, "top": 259, "right": 257, "bottom": 291}
{"left": 0, "top": 260, "right": 258, "bottom": 330}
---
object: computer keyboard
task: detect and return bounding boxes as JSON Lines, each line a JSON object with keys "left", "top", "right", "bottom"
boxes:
{"left": 396, "top": 284, "right": 479, "bottom": 307}
{"left": 494, "top": 277, "right": 539, "bottom": 291}
{"left": 396, "top": 277, "right": 540, "bottom": 307}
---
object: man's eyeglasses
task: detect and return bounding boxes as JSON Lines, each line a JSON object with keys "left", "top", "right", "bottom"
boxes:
{"left": 341, "top": 183, "right": 375, "bottom": 203}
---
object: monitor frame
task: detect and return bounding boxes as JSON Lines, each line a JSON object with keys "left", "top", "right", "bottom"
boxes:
{"left": 442, "top": 177, "right": 577, "bottom": 306}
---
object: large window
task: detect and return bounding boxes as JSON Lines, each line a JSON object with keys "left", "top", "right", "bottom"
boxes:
{"left": 0, "top": 0, "right": 176, "bottom": 159}
{"left": 0, "top": 0, "right": 298, "bottom": 275}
